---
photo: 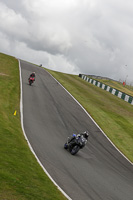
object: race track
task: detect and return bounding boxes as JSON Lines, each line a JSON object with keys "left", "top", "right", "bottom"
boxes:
{"left": 20, "top": 60, "right": 133, "bottom": 200}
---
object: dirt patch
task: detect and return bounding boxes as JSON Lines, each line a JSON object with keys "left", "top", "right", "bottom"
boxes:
{"left": 0, "top": 73, "right": 9, "bottom": 76}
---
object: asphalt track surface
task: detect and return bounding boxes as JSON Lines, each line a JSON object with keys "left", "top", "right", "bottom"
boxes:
{"left": 20, "top": 60, "right": 133, "bottom": 200}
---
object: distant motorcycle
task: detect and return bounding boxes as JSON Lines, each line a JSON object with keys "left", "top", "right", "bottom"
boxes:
{"left": 28, "top": 77, "right": 35, "bottom": 86}
{"left": 64, "top": 133, "right": 88, "bottom": 155}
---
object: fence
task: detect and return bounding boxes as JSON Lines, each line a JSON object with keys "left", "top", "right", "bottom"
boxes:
{"left": 79, "top": 74, "right": 133, "bottom": 105}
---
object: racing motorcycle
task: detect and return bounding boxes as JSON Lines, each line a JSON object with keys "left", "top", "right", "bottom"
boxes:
{"left": 28, "top": 77, "right": 35, "bottom": 86}
{"left": 64, "top": 134, "right": 88, "bottom": 155}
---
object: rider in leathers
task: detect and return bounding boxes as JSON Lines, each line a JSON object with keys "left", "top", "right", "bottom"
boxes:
{"left": 68, "top": 131, "right": 89, "bottom": 150}
{"left": 29, "top": 72, "right": 35, "bottom": 78}
{"left": 28, "top": 72, "right": 35, "bottom": 82}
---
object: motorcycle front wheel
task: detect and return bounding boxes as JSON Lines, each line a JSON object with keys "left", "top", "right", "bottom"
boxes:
{"left": 64, "top": 143, "right": 68, "bottom": 149}
{"left": 29, "top": 80, "right": 32, "bottom": 85}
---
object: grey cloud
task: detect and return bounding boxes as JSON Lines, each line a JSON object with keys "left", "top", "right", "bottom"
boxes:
{"left": 0, "top": 0, "right": 133, "bottom": 83}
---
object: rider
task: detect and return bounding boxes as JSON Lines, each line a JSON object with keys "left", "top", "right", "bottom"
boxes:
{"left": 29, "top": 72, "right": 35, "bottom": 81}
{"left": 78, "top": 131, "right": 89, "bottom": 140}
{"left": 68, "top": 131, "right": 89, "bottom": 148}
{"left": 30, "top": 72, "right": 35, "bottom": 77}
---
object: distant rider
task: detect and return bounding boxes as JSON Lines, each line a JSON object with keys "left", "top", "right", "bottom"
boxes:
{"left": 30, "top": 72, "right": 35, "bottom": 78}
{"left": 29, "top": 72, "right": 35, "bottom": 81}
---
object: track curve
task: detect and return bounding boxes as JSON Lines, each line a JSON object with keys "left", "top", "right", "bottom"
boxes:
{"left": 20, "top": 60, "right": 133, "bottom": 200}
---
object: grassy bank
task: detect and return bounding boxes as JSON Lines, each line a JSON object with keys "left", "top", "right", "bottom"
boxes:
{"left": 94, "top": 78, "right": 133, "bottom": 97}
{"left": 0, "top": 53, "right": 66, "bottom": 200}
{"left": 46, "top": 69, "right": 133, "bottom": 163}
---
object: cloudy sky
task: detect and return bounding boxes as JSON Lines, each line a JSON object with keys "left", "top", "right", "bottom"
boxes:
{"left": 0, "top": 0, "right": 133, "bottom": 83}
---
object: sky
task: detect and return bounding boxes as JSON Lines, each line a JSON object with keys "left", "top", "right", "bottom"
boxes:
{"left": 0, "top": 0, "right": 133, "bottom": 84}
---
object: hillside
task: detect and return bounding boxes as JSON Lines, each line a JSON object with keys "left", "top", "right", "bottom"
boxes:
{"left": 94, "top": 78, "right": 133, "bottom": 97}
{"left": 46, "top": 68, "right": 133, "bottom": 163}
{"left": 0, "top": 52, "right": 132, "bottom": 200}
{"left": 0, "top": 53, "right": 67, "bottom": 200}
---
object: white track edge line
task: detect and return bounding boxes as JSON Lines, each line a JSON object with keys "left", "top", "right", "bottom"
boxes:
{"left": 46, "top": 70, "right": 133, "bottom": 166}
{"left": 18, "top": 60, "right": 72, "bottom": 200}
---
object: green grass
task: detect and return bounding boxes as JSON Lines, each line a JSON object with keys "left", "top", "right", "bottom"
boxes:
{"left": 46, "top": 69, "right": 133, "bottom": 163}
{"left": 0, "top": 53, "right": 67, "bottom": 200}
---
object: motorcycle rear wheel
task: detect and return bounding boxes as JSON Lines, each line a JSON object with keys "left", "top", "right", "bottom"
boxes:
{"left": 71, "top": 145, "right": 80, "bottom": 155}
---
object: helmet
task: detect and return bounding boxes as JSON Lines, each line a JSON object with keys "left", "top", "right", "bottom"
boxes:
{"left": 84, "top": 131, "right": 89, "bottom": 139}
{"left": 73, "top": 133, "right": 76, "bottom": 137}
{"left": 77, "top": 134, "right": 81, "bottom": 137}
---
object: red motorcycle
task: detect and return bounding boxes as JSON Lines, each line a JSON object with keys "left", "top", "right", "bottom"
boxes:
{"left": 28, "top": 77, "right": 35, "bottom": 86}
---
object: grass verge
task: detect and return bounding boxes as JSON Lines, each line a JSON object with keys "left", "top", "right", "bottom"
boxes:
{"left": 0, "top": 53, "right": 67, "bottom": 200}
{"left": 94, "top": 78, "right": 133, "bottom": 97}
{"left": 46, "top": 69, "right": 133, "bottom": 163}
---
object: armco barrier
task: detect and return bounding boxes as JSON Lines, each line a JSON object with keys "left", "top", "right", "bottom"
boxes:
{"left": 79, "top": 74, "right": 133, "bottom": 105}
